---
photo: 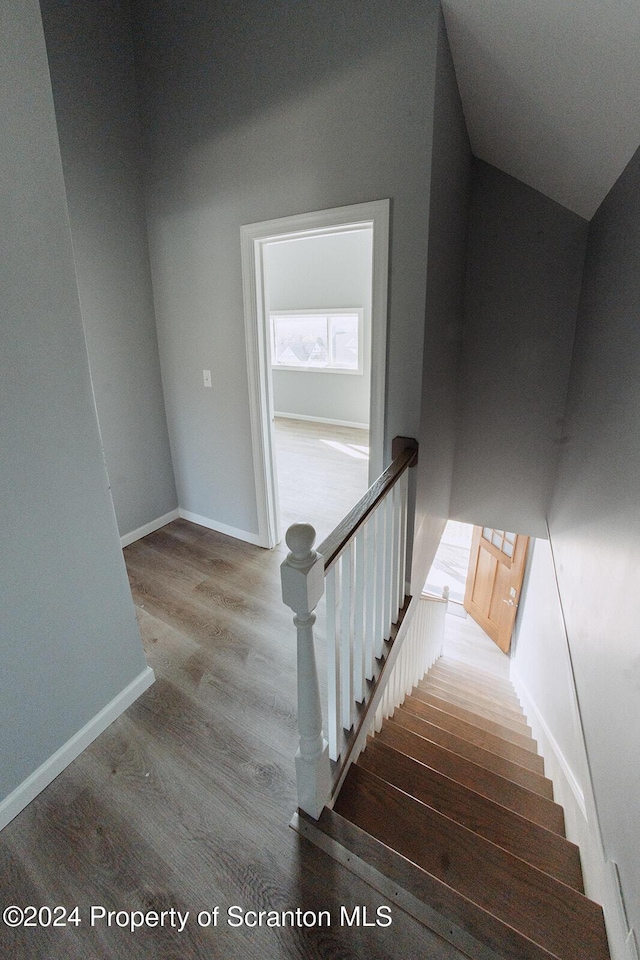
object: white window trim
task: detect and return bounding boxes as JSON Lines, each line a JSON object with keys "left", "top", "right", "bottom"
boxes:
{"left": 270, "top": 308, "right": 364, "bottom": 375}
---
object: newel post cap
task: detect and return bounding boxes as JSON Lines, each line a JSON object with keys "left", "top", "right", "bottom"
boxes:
{"left": 280, "top": 523, "right": 325, "bottom": 614}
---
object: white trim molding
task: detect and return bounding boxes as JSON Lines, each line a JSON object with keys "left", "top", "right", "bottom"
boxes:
{"left": 511, "top": 664, "right": 633, "bottom": 960}
{"left": 120, "top": 508, "right": 180, "bottom": 548}
{"left": 607, "top": 861, "right": 639, "bottom": 960}
{"left": 178, "top": 509, "right": 266, "bottom": 547}
{"left": 511, "top": 665, "right": 587, "bottom": 820}
{"left": 241, "top": 200, "right": 389, "bottom": 548}
{"left": 274, "top": 412, "right": 369, "bottom": 431}
{"left": 0, "top": 667, "right": 155, "bottom": 832}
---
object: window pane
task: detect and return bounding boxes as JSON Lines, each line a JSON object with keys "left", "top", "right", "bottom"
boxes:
{"left": 272, "top": 315, "right": 329, "bottom": 368}
{"left": 482, "top": 527, "right": 492, "bottom": 542}
{"left": 492, "top": 531, "right": 503, "bottom": 548}
{"left": 505, "top": 532, "right": 516, "bottom": 544}
{"left": 329, "top": 314, "right": 359, "bottom": 369}
{"left": 503, "top": 541, "right": 514, "bottom": 558}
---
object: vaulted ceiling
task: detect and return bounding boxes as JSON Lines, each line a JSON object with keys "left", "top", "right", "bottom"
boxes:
{"left": 442, "top": 0, "right": 640, "bottom": 219}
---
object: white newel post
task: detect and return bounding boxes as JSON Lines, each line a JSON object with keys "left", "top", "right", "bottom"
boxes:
{"left": 281, "top": 523, "right": 331, "bottom": 820}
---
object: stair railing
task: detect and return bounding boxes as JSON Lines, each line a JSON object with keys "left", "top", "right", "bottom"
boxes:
{"left": 281, "top": 436, "right": 421, "bottom": 819}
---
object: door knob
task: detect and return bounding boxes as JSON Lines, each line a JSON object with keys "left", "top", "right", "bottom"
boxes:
{"left": 502, "top": 598, "right": 515, "bottom": 606}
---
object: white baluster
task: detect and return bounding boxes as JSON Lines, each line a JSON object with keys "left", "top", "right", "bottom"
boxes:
{"left": 364, "top": 516, "right": 376, "bottom": 680}
{"left": 325, "top": 566, "right": 340, "bottom": 762}
{"left": 398, "top": 468, "right": 409, "bottom": 610}
{"left": 353, "top": 527, "right": 366, "bottom": 703}
{"left": 280, "top": 523, "right": 331, "bottom": 820}
{"left": 383, "top": 491, "right": 395, "bottom": 639}
{"left": 340, "top": 543, "right": 354, "bottom": 730}
{"left": 374, "top": 502, "right": 386, "bottom": 658}
{"left": 401, "top": 638, "right": 409, "bottom": 706}
{"left": 391, "top": 481, "right": 402, "bottom": 619}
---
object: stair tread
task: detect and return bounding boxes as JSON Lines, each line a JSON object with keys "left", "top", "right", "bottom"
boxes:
{"left": 359, "top": 739, "right": 584, "bottom": 891}
{"left": 380, "top": 719, "right": 565, "bottom": 834}
{"left": 299, "top": 806, "right": 563, "bottom": 960}
{"left": 421, "top": 675, "right": 525, "bottom": 720}
{"left": 429, "top": 663, "right": 521, "bottom": 701}
{"left": 393, "top": 707, "right": 552, "bottom": 797}
{"left": 403, "top": 696, "right": 541, "bottom": 764}
{"left": 437, "top": 657, "right": 514, "bottom": 689}
{"left": 410, "top": 688, "right": 535, "bottom": 748}
{"left": 429, "top": 664, "right": 521, "bottom": 706}
{"left": 418, "top": 678, "right": 529, "bottom": 730}
{"left": 335, "top": 765, "right": 610, "bottom": 960}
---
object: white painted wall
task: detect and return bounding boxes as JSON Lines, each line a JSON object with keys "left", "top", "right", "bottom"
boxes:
{"left": 266, "top": 229, "right": 372, "bottom": 426}
{"left": 512, "top": 539, "right": 632, "bottom": 960}
{"left": 449, "top": 162, "right": 588, "bottom": 538}
{"left": 547, "top": 141, "right": 640, "bottom": 950}
{"left": 0, "top": 0, "right": 152, "bottom": 822}
{"left": 512, "top": 540, "right": 589, "bottom": 797}
{"left": 411, "top": 11, "right": 473, "bottom": 591}
{"left": 40, "top": 0, "right": 178, "bottom": 541}
{"left": 132, "top": 0, "right": 439, "bottom": 542}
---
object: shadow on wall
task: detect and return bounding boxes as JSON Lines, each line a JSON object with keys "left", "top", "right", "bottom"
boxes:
{"left": 131, "top": 0, "right": 430, "bottom": 150}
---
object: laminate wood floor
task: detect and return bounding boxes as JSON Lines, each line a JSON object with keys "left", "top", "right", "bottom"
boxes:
{"left": 273, "top": 417, "right": 370, "bottom": 545}
{"left": 0, "top": 519, "right": 468, "bottom": 960}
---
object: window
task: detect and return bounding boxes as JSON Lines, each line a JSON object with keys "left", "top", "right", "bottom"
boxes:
{"left": 270, "top": 309, "right": 363, "bottom": 374}
{"left": 482, "top": 527, "right": 516, "bottom": 558}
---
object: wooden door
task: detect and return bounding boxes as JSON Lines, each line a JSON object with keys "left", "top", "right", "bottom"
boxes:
{"left": 464, "top": 526, "right": 529, "bottom": 653}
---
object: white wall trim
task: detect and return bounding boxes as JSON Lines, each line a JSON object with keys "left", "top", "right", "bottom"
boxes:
{"left": 120, "top": 509, "right": 180, "bottom": 548}
{"left": 274, "top": 411, "right": 369, "bottom": 431}
{"left": 608, "top": 862, "right": 640, "bottom": 960}
{"left": 178, "top": 509, "right": 266, "bottom": 547}
{"left": 511, "top": 666, "right": 636, "bottom": 960}
{"left": 241, "top": 200, "right": 389, "bottom": 548}
{"left": 510, "top": 665, "right": 587, "bottom": 820}
{"left": 0, "top": 667, "right": 155, "bottom": 832}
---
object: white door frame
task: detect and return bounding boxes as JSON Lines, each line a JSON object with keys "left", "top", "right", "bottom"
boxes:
{"left": 241, "top": 199, "right": 390, "bottom": 548}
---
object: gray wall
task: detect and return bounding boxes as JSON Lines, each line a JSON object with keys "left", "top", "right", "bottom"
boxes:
{"left": 548, "top": 143, "right": 640, "bottom": 934}
{"left": 131, "top": 0, "right": 439, "bottom": 538}
{"left": 40, "top": 0, "right": 177, "bottom": 539}
{"left": 411, "top": 11, "right": 472, "bottom": 591}
{"left": 267, "top": 230, "right": 372, "bottom": 426}
{"left": 0, "top": 0, "right": 149, "bottom": 801}
{"left": 513, "top": 540, "right": 590, "bottom": 798}
{"left": 511, "top": 539, "right": 631, "bottom": 956}
{"left": 449, "top": 161, "right": 588, "bottom": 538}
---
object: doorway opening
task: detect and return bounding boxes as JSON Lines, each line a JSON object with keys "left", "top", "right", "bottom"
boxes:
{"left": 265, "top": 231, "right": 372, "bottom": 543}
{"left": 425, "top": 520, "right": 530, "bottom": 675}
{"left": 241, "top": 200, "right": 389, "bottom": 548}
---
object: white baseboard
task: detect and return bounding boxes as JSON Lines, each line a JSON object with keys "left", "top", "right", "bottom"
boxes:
{"left": 511, "top": 666, "right": 587, "bottom": 820}
{"left": 608, "top": 861, "right": 640, "bottom": 960}
{"left": 0, "top": 667, "right": 155, "bottom": 832}
{"left": 511, "top": 665, "right": 635, "bottom": 960}
{"left": 274, "top": 411, "right": 369, "bottom": 430}
{"left": 120, "top": 508, "right": 180, "bottom": 547}
{"left": 178, "top": 509, "right": 266, "bottom": 547}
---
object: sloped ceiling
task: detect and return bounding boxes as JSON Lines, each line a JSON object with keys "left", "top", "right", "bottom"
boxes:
{"left": 442, "top": 0, "right": 640, "bottom": 219}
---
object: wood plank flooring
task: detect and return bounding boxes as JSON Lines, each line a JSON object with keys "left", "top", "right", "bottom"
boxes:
{"left": 273, "top": 417, "right": 370, "bottom": 545}
{"left": 0, "top": 519, "right": 468, "bottom": 960}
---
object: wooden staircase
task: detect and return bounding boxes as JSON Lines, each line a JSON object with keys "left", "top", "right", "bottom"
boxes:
{"left": 297, "top": 656, "right": 611, "bottom": 960}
